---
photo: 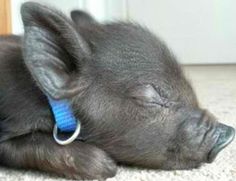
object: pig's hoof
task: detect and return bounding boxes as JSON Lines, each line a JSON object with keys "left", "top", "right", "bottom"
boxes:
{"left": 60, "top": 145, "right": 118, "bottom": 180}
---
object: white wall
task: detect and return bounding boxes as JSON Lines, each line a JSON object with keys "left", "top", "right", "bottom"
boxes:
{"left": 11, "top": 0, "right": 236, "bottom": 64}
{"left": 127, "top": 0, "right": 236, "bottom": 64}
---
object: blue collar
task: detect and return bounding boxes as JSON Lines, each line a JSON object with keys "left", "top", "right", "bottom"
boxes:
{"left": 47, "top": 97, "right": 77, "bottom": 132}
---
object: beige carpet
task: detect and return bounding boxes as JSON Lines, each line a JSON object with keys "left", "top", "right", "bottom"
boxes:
{"left": 0, "top": 65, "right": 235, "bottom": 181}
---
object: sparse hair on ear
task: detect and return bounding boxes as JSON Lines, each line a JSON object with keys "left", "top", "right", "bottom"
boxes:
{"left": 21, "top": 2, "right": 91, "bottom": 99}
{"left": 71, "top": 10, "right": 98, "bottom": 28}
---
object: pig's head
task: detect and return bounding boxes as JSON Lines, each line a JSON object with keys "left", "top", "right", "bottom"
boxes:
{"left": 21, "top": 2, "right": 235, "bottom": 170}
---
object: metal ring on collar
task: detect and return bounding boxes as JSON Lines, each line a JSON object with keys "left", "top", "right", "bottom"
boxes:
{"left": 53, "top": 121, "right": 81, "bottom": 145}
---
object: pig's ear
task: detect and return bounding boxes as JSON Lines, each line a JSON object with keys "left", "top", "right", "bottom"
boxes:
{"left": 21, "top": 2, "right": 91, "bottom": 99}
{"left": 129, "top": 84, "right": 168, "bottom": 107}
{"left": 71, "top": 10, "right": 98, "bottom": 28}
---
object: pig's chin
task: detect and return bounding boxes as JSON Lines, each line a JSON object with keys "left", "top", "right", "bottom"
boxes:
{"left": 207, "top": 123, "right": 235, "bottom": 163}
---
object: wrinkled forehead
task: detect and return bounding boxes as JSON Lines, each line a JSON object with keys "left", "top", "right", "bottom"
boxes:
{"left": 85, "top": 23, "right": 197, "bottom": 105}
{"left": 91, "top": 23, "right": 182, "bottom": 79}
{"left": 97, "top": 24, "right": 168, "bottom": 62}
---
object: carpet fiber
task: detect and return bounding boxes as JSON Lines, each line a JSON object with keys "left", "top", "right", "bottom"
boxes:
{"left": 0, "top": 65, "right": 235, "bottom": 181}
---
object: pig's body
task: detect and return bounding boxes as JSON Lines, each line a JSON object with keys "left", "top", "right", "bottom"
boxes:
{"left": 0, "top": 36, "right": 51, "bottom": 137}
{"left": 0, "top": 2, "right": 234, "bottom": 180}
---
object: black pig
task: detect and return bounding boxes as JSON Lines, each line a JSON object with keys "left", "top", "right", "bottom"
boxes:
{"left": 0, "top": 2, "right": 234, "bottom": 180}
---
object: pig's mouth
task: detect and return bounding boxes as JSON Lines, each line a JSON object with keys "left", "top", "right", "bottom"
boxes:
{"left": 207, "top": 124, "right": 235, "bottom": 163}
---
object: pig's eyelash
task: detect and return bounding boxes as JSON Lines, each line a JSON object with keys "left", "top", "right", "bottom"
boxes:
{"left": 152, "top": 84, "right": 170, "bottom": 99}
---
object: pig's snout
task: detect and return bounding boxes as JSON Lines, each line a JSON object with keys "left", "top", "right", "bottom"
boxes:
{"left": 207, "top": 123, "right": 235, "bottom": 163}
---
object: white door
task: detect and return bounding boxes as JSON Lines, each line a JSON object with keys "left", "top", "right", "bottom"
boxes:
{"left": 126, "top": 0, "right": 236, "bottom": 64}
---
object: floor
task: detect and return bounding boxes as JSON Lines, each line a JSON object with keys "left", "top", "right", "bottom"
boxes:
{"left": 0, "top": 65, "right": 236, "bottom": 181}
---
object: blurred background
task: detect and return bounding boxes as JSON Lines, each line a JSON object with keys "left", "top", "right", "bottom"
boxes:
{"left": 0, "top": 0, "right": 236, "bottom": 64}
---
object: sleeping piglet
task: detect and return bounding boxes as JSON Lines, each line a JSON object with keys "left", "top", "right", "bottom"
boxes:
{"left": 0, "top": 2, "right": 234, "bottom": 180}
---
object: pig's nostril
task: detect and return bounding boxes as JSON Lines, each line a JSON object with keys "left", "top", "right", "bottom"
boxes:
{"left": 207, "top": 124, "right": 235, "bottom": 163}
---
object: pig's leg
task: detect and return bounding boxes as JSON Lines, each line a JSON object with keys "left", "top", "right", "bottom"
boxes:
{"left": 0, "top": 116, "right": 53, "bottom": 142}
{"left": 0, "top": 132, "right": 117, "bottom": 180}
